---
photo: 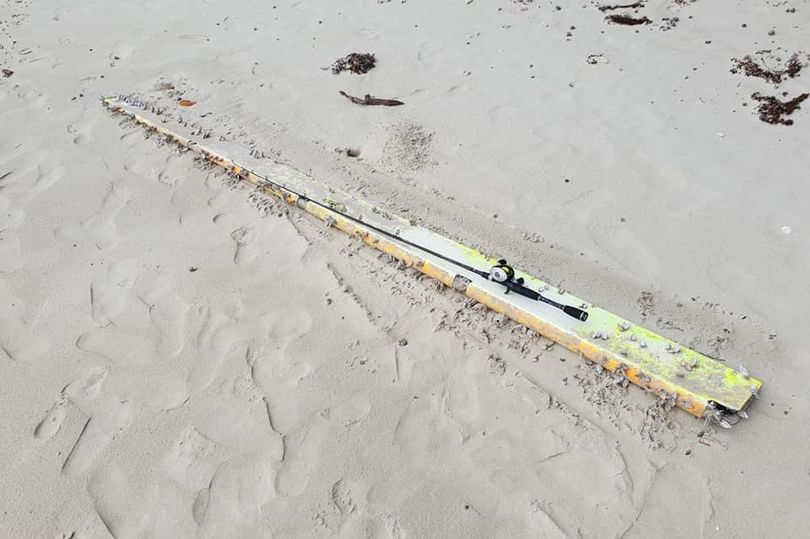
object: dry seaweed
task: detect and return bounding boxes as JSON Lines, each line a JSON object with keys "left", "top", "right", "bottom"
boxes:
{"left": 598, "top": 2, "right": 644, "bottom": 11}
{"left": 605, "top": 14, "right": 651, "bottom": 25}
{"left": 751, "top": 92, "right": 809, "bottom": 125}
{"left": 331, "top": 53, "right": 376, "bottom": 75}
{"left": 731, "top": 53, "right": 805, "bottom": 84}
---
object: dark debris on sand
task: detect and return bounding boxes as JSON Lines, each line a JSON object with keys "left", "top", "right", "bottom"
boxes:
{"left": 605, "top": 14, "right": 652, "bottom": 25}
{"left": 331, "top": 53, "right": 376, "bottom": 75}
{"left": 598, "top": 2, "right": 644, "bottom": 12}
{"left": 2, "top": 68, "right": 13, "bottom": 78}
{"left": 731, "top": 53, "right": 806, "bottom": 84}
{"left": 339, "top": 90, "right": 403, "bottom": 107}
{"left": 751, "top": 92, "right": 809, "bottom": 125}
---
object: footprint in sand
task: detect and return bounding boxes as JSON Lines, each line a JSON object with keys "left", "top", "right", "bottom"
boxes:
{"left": 34, "top": 368, "right": 107, "bottom": 446}
{"left": 135, "top": 273, "right": 189, "bottom": 358}
{"left": 89, "top": 259, "right": 139, "bottom": 327}
{"left": 248, "top": 347, "right": 312, "bottom": 435}
{"left": 62, "top": 396, "right": 132, "bottom": 476}
{"left": 207, "top": 189, "right": 233, "bottom": 210}
{"left": 137, "top": 374, "right": 189, "bottom": 412}
{"left": 64, "top": 367, "right": 108, "bottom": 402}
{"left": 76, "top": 328, "right": 154, "bottom": 367}
{"left": 34, "top": 364, "right": 110, "bottom": 441}
{"left": 212, "top": 212, "right": 239, "bottom": 227}
{"left": 187, "top": 304, "right": 240, "bottom": 392}
{"left": 330, "top": 395, "right": 372, "bottom": 429}
{"left": 624, "top": 464, "right": 712, "bottom": 538}
{"left": 163, "top": 426, "right": 227, "bottom": 493}
{"left": 330, "top": 479, "right": 357, "bottom": 515}
{"left": 195, "top": 459, "right": 272, "bottom": 534}
{"left": 88, "top": 466, "right": 152, "bottom": 538}
{"left": 67, "top": 122, "right": 92, "bottom": 146}
{"left": 156, "top": 154, "right": 190, "bottom": 187}
{"left": 247, "top": 310, "right": 314, "bottom": 434}
{"left": 230, "top": 225, "right": 259, "bottom": 265}
{"left": 274, "top": 418, "right": 326, "bottom": 497}
{"left": 16, "top": 164, "right": 65, "bottom": 205}
{"left": 30, "top": 367, "right": 128, "bottom": 475}
{"left": 84, "top": 263, "right": 189, "bottom": 361}
{"left": 340, "top": 511, "right": 406, "bottom": 539}
{"left": 197, "top": 453, "right": 276, "bottom": 536}
{"left": 329, "top": 481, "right": 405, "bottom": 539}
{"left": 33, "top": 396, "right": 68, "bottom": 440}
{"left": 259, "top": 309, "right": 314, "bottom": 347}
{"left": 35, "top": 367, "right": 108, "bottom": 441}
{"left": 61, "top": 182, "right": 131, "bottom": 250}
{"left": 53, "top": 367, "right": 133, "bottom": 476}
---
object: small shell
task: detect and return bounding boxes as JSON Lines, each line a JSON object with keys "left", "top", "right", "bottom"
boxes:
{"left": 716, "top": 417, "right": 732, "bottom": 429}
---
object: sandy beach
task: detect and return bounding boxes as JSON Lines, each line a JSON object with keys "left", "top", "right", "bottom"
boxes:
{"left": 2, "top": 1, "right": 809, "bottom": 537}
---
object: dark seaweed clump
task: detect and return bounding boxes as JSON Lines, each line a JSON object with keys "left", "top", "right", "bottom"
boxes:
{"left": 751, "top": 92, "right": 809, "bottom": 126}
{"left": 605, "top": 14, "right": 651, "bottom": 25}
{"left": 598, "top": 2, "right": 644, "bottom": 11}
{"left": 730, "top": 53, "right": 805, "bottom": 84}
{"left": 331, "top": 53, "right": 376, "bottom": 75}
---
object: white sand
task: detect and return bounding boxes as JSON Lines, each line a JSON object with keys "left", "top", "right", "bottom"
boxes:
{"left": 2, "top": 0, "right": 809, "bottom": 537}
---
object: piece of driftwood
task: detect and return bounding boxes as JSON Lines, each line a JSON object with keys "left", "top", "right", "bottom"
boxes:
{"left": 339, "top": 91, "right": 404, "bottom": 107}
